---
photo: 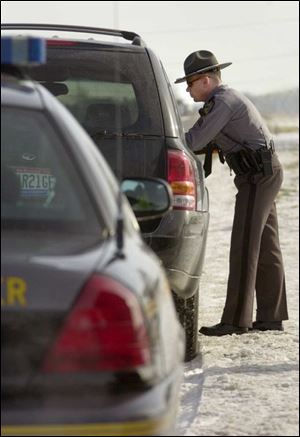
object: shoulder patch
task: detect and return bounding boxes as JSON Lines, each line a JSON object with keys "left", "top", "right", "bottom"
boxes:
{"left": 199, "top": 98, "right": 215, "bottom": 117}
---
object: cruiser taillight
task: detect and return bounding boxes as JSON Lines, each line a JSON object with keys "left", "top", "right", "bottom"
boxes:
{"left": 42, "top": 275, "right": 151, "bottom": 373}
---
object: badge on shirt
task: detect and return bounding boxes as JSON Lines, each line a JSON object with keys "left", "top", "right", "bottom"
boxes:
{"left": 199, "top": 98, "right": 215, "bottom": 117}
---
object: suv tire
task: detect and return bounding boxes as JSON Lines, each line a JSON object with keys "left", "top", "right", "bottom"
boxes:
{"left": 172, "top": 289, "right": 199, "bottom": 362}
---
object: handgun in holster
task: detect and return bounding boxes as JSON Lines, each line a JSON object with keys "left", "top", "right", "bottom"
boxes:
{"left": 259, "top": 148, "right": 273, "bottom": 176}
{"left": 225, "top": 152, "right": 244, "bottom": 175}
{"left": 240, "top": 149, "right": 262, "bottom": 173}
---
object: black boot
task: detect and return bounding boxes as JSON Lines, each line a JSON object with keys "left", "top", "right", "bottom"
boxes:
{"left": 251, "top": 321, "right": 284, "bottom": 331}
{"left": 199, "top": 323, "right": 248, "bottom": 336}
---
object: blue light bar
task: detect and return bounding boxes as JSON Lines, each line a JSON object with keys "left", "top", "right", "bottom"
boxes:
{"left": 1, "top": 36, "right": 46, "bottom": 65}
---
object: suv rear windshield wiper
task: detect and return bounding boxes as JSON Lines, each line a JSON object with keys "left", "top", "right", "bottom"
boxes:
{"left": 91, "top": 131, "right": 162, "bottom": 139}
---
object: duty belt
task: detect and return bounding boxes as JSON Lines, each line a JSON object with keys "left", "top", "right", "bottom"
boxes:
{"left": 225, "top": 143, "right": 275, "bottom": 177}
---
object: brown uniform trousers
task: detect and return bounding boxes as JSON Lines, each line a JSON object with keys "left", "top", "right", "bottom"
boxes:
{"left": 221, "top": 153, "right": 288, "bottom": 328}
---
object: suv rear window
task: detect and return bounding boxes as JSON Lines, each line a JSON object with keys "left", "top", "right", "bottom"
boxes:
{"left": 30, "top": 48, "right": 164, "bottom": 136}
{"left": 1, "top": 106, "right": 101, "bottom": 233}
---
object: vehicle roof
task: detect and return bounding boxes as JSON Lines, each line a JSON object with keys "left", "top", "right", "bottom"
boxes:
{"left": 1, "top": 76, "right": 44, "bottom": 109}
{"left": 2, "top": 24, "right": 147, "bottom": 52}
{"left": 46, "top": 37, "right": 146, "bottom": 52}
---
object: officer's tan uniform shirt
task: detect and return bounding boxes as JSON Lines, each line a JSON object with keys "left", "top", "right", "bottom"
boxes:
{"left": 185, "top": 84, "right": 272, "bottom": 155}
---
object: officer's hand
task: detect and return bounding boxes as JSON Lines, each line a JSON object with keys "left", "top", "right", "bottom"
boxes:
{"left": 193, "top": 142, "right": 218, "bottom": 155}
{"left": 193, "top": 149, "right": 207, "bottom": 155}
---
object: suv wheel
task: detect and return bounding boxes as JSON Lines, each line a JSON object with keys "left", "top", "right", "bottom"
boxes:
{"left": 172, "top": 289, "right": 199, "bottom": 362}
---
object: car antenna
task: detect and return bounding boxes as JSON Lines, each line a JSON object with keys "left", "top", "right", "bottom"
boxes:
{"left": 115, "top": 190, "right": 125, "bottom": 259}
{"left": 113, "top": 38, "right": 125, "bottom": 259}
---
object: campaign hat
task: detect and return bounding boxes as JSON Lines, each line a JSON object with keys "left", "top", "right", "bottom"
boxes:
{"left": 175, "top": 50, "right": 232, "bottom": 84}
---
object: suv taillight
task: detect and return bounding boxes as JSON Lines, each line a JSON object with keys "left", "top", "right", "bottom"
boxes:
{"left": 168, "top": 150, "right": 196, "bottom": 210}
{"left": 42, "top": 275, "right": 151, "bottom": 373}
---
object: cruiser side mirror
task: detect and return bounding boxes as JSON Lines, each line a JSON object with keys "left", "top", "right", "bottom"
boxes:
{"left": 121, "top": 177, "right": 173, "bottom": 221}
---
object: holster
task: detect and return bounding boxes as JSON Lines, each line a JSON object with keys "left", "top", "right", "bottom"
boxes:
{"left": 259, "top": 148, "right": 274, "bottom": 176}
{"left": 226, "top": 147, "right": 274, "bottom": 176}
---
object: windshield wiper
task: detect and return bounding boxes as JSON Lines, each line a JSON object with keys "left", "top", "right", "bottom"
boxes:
{"left": 91, "top": 131, "right": 161, "bottom": 139}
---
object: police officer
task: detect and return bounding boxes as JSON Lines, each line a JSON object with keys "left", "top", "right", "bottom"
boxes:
{"left": 175, "top": 50, "right": 288, "bottom": 336}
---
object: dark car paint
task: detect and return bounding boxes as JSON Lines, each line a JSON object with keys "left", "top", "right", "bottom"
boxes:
{"left": 27, "top": 42, "right": 209, "bottom": 298}
{"left": 2, "top": 231, "right": 184, "bottom": 434}
{"left": 144, "top": 209, "right": 209, "bottom": 296}
{"left": 1, "top": 79, "right": 184, "bottom": 435}
{"left": 2, "top": 231, "right": 180, "bottom": 384}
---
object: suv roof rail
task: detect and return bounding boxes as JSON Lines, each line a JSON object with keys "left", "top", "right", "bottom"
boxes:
{"left": 1, "top": 23, "right": 146, "bottom": 47}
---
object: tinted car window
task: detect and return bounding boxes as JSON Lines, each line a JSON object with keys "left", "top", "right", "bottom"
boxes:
{"left": 30, "top": 49, "right": 164, "bottom": 135}
{"left": 59, "top": 80, "right": 139, "bottom": 131}
{"left": 1, "top": 106, "right": 102, "bottom": 233}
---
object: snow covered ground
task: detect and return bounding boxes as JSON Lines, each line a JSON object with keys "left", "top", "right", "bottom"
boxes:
{"left": 177, "top": 146, "right": 299, "bottom": 436}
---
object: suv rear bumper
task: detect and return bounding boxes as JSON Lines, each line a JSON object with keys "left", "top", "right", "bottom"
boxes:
{"left": 143, "top": 209, "right": 209, "bottom": 298}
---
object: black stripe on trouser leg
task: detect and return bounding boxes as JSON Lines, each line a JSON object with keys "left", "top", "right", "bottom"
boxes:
{"left": 233, "top": 182, "right": 257, "bottom": 326}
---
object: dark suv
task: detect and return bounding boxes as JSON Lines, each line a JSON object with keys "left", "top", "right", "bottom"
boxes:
{"left": 2, "top": 24, "right": 210, "bottom": 360}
